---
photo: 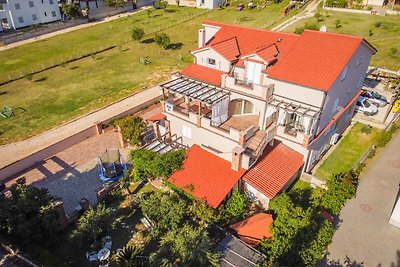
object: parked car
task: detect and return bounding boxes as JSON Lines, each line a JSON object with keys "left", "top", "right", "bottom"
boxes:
{"left": 362, "top": 90, "right": 388, "bottom": 107}
{"left": 236, "top": 4, "right": 244, "bottom": 11}
{"left": 355, "top": 96, "right": 378, "bottom": 116}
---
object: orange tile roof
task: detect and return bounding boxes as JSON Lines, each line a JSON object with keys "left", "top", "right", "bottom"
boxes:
{"left": 197, "top": 21, "right": 376, "bottom": 91}
{"left": 268, "top": 30, "right": 364, "bottom": 91}
{"left": 211, "top": 37, "right": 241, "bottom": 62}
{"left": 168, "top": 144, "right": 246, "bottom": 208}
{"left": 255, "top": 44, "right": 279, "bottom": 63}
{"left": 146, "top": 113, "right": 166, "bottom": 121}
{"left": 230, "top": 213, "right": 273, "bottom": 245}
{"left": 180, "top": 63, "right": 226, "bottom": 86}
{"left": 242, "top": 141, "right": 304, "bottom": 199}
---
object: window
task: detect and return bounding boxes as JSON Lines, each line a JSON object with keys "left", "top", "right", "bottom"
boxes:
{"left": 15, "top": 3, "right": 21, "bottom": 9}
{"left": 52, "top": 11, "right": 56, "bottom": 17}
{"left": 357, "top": 75, "right": 365, "bottom": 88}
{"left": 41, "top": 0, "right": 44, "bottom": 3}
{"left": 356, "top": 57, "right": 362, "bottom": 67}
{"left": 207, "top": 58, "right": 216, "bottom": 66}
{"left": 230, "top": 99, "right": 254, "bottom": 115}
{"left": 331, "top": 98, "right": 340, "bottom": 114}
{"left": 182, "top": 125, "right": 192, "bottom": 139}
{"left": 49, "top": 0, "right": 54, "bottom": 4}
{"left": 29, "top": 1, "right": 34, "bottom": 7}
{"left": 44, "top": 12, "right": 47, "bottom": 16}
{"left": 32, "top": 14, "right": 37, "bottom": 20}
{"left": 0, "top": 4, "right": 4, "bottom": 11}
{"left": 246, "top": 61, "right": 262, "bottom": 85}
{"left": 340, "top": 65, "right": 348, "bottom": 81}
{"left": 18, "top": 16, "right": 24, "bottom": 23}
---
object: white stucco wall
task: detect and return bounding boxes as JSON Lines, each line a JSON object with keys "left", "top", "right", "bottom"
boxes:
{"left": 317, "top": 42, "right": 374, "bottom": 134}
{"left": 196, "top": 0, "right": 223, "bottom": 9}
{"left": 166, "top": 113, "right": 238, "bottom": 162}
{"left": 1, "top": 0, "right": 61, "bottom": 29}
{"left": 194, "top": 48, "right": 232, "bottom": 72}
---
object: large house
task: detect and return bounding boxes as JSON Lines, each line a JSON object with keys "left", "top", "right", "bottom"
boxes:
{"left": 149, "top": 21, "right": 376, "bottom": 209}
{"left": 0, "top": 0, "right": 61, "bottom": 31}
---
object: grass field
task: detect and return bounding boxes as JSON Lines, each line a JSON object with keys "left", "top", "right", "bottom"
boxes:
{"left": 0, "top": 3, "right": 291, "bottom": 145}
{"left": 314, "top": 122, "right": 381, "bottom": 180}
{"left": 283, "top": 11, "right": 400, "bottom": 71}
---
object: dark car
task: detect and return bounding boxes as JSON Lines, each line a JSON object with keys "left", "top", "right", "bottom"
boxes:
{"left": 362, "top": 90, "right": 388, "bottom": 107}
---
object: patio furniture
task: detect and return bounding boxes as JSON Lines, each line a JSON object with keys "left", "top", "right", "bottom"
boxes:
{"left": 0, "top": 105, "right": 14, "bottom": 118}
{"left": 97, "top": 149, "right": 127, "bottom": 182}
{"left": 102, "top": 236, "right": 112, "bottom": 250}
{"left": 98, "top": 248, "right": 111, "bottom": 261}
{"left": 236, "top": 4, "right": 244, "bottom": 11}
{"left": 86, "top": 251, "right": 98, "bottom": 262}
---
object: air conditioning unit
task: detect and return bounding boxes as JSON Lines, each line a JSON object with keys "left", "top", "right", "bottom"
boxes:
{"left": 330, "top": 133, "right": 340, "bottom": 145}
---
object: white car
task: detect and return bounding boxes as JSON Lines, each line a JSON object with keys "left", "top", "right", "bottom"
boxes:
{"left": 355, "top": 96, "right": 378, "bottom": 116}
{"left": 362, "top": 91, "right": 388, "bottom": 107}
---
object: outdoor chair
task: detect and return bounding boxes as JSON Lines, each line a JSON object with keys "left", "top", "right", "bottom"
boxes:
{"left": 97, "top": 149, "right": 127, "bottom": 182}
{"left": 102, "top": 236, "right": 112, "bottom": 250}
{"left": 86, "top": 251, "right": 97, "bottom": 262}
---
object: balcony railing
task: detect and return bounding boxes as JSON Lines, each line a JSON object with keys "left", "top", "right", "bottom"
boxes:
{"left": 234, "top": 77, "right": 253, "bottom": 88}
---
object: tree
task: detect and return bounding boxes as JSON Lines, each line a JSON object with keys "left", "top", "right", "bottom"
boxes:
{"left": 0, "top": 177, "right": 60, "bottom": 246}
{"left": 131, "top": 27, "right": 145, "bottom": 41}
{"left": 140, "top": 191, "right": 187, "bottom": 235}
{"left": 189, "top": 200, "right": 215, "bottom": 226}
{"left": 104, "top": 0, "right": 125, "bottom": 7}
{"left": 115, "top": 245, "right": 142, "bottom": 266}
{"left": 314, "top": 12, "right": 323, "bottom": 22}
{"left": 70, "top": 203, "right": 113, "bottom": 244}
{"left": 335, "top": 19, "right": 342, "bottom": 29}
{"left": 150, "top": 224, "right": 214, "bottom": 266}
{"left": 154, "top": 0, "right": 168, "bottom": 8}
{"left": 154, "top": 33, "right": 170, "bottom": 49}
{"left": 321, "top": 171, "right": 358, "bottom": 215}
{"left": 115, "top": 116, "right": 146, "bottom": 146}
{"left": 130, "top": 148, "right": 186, "bottom": 181}
{"left": 225, "top": 189, "right": 248, "bottom": 218}
{"left": 61, "top": 3, "right": 81, "bottom": 18}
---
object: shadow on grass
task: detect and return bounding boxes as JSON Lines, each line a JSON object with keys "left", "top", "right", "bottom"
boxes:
{"left": 0, "top": 91, "right": 8, "bottom": 95}
{"left": 69, "top": 66, "right": 79, "bottom": 70}
{"left": 34, "top": 77, "right": 48, "bottom": 82}
{"left": 166, "top": 42, "right": 183, "bottom": 50}
{"left": 141, "top": 38, "right": 154, "bottom": 44}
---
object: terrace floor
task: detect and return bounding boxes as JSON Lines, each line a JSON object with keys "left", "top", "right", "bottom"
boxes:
{"left": 220, "top": 115, "right": 260, "bottom": 131}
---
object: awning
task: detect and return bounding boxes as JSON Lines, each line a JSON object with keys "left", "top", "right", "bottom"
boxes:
{"left": 161, "top": 76, "right": 230, "bottom": 105}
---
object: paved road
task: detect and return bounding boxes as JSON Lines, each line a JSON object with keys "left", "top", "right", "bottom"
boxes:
{"left": 272, "top": 0, "right": 322, "bottom": 31}
{"left": 324, "top": 132, "right": 400, "bottom": 266}
{"left": 1, "top": 86, "right": 160, "bottom": 170}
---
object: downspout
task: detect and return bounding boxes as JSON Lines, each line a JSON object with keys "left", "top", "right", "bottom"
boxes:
{"left": 7, "top": 0, "right": 16, "bottom": 30}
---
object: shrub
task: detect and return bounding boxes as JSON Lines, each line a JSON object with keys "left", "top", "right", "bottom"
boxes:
{"left": 61, "top": 3, "right": 81, "bottom": 18}
{"left": 154, "top": 33, "right": 170, "bottom": 49}
{"left": 154, "top": 0, "right": 168, "bottom": 9}
{"left": 360, "top": 124, "right": 372, "bottom": 134}
{"left": 104, "top": 0, "right": 125, "bottom": 7}
{"left": 294, "top": 22, "right": 319, "bottom": 34}
{"left": 314, "top": 12, "right": 323, "bottom": 22}
{"left": 389, "top": 47, "right": 398, "bottom": 57}
{"left": 114, "top": 116, "right": 146, "bottom": 146}
{"left": 335, "top": 19, "right": 341, "bottom": 29}
{"left": 369, "top": 29, "right": 373, "bottom": 36}
{"left": 131, "top": 27, "right": 145, "bottom": 41}
{"left": 225, "top": 189, "right": 248, "bottom": 218}
{"left": 320, "top": 171, "right": 359, "bottom": 215}
{"left": 375, "top": 124, "right": 399, "bottom": 147}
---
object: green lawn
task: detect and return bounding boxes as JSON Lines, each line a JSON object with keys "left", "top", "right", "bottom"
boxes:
{"left": 283, "top": 11, "right": 400, "bottom": 71}
{"left": 0, "top": 3, "right": 291, "bottom": 144}
{"left": 314, "top": 122, "right": 381, "bottom": 180}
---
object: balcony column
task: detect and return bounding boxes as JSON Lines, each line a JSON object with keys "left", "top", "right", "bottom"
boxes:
{"left": 165, "top": 120, "right": 171, "bottom": 142}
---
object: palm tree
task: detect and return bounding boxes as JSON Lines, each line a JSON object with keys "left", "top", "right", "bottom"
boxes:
{"left": 115, "top": 245, "right": 142, "bottom": 267}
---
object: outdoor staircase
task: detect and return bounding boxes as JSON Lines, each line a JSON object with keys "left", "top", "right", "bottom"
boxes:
{"left": 244, "top": 123, "right": 277, "bottom": 167}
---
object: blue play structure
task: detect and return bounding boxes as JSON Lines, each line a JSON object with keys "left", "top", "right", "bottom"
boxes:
{"left": 97, "top": 149, "right": 127, "bottom": 182}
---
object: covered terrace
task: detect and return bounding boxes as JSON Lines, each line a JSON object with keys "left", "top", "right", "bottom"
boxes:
{"left": 161, "top": 75, "right": 231, "bottom": 127}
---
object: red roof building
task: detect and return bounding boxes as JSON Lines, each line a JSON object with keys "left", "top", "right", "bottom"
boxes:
{"left": 168, "top": 145, "right": 246, "bottom": 208}
{"left": 183, "top": 20, "right": 376, "bottom": 91}
{"left": 242, "top": 142, "right": 304, "bottom": 199}
{"left": 180, "top": 63, "right": 227, "bottom": 86}
{"left": 230, "top": 213, "right": 273, "bottom": 245}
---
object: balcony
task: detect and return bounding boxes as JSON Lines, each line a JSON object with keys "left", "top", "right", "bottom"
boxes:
{"left": 222, "top": 74, "right": 273, "bottom": 99}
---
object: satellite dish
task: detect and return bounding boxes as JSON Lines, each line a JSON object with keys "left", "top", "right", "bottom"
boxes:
{"left": 319, "top": 25, "right": 327, "bottom": 32}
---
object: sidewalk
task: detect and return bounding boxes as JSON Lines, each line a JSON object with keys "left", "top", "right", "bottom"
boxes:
{"left": 2, "top": 86, "right": 161, "bottom": 170}
{"left": 0, "top": 6, "right": 150, "bottom": 52}
{"left": 323, "top": 132, "right": 400, "bottom": 266}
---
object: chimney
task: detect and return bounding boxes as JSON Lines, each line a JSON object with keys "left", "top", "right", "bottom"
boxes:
{"left": 231, "top": 146, "right": 245, "bottom": 171}
{"left": 198, "top": 29, "right": 205, "bottom": 48}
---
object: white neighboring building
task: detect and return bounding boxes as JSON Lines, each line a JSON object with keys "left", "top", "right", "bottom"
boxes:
{"left": 196, "top": 0, "right": 223, "bottom": 9}
{"left": 0, "top": 0, "right": 61, "bottom": 31}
